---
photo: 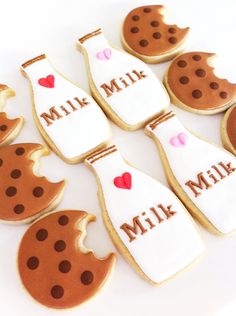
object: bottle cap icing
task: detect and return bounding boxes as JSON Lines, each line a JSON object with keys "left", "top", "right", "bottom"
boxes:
{"left": 18, "top": 210, "right": 116, "bottom": 308}
{"left": 78, "top": 29, "right": 170, "bottom": 130}
{"left": 146, "top": 111, "right": 236, "bottom": 234}
{"left": 85, "top": 145, "right": 203, "bottom": 284}
{"left": 21, "top": 54, "right": 111, "bottom": 163}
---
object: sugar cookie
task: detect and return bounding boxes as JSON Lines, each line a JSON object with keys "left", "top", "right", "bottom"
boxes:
{"left": 145, "top": 111, "right": 236, "bottom": 234}
{"left": 0, "top": 143, "right": 65, "bottom": 223}
{"left": 0, "top": 84, "right": 23, "bottom": 146}
{"left": 21, "top": 55, "right": 111, "bottom": 164}
{"left": 221, "top": 104, "right": 236, "bottom": 155}
{"left": 85, "top": 145, "right": 203, "bottom": 285}
{"left": 18, "top": 210, "right": 116, "bottom": 309}
{"left": 121, "top": 5, "right": 189, "bottom": 63}
{"left": 78, "top": 29, "right": 170, "bottom": 130}
{"left": 164, "top": 52, "right": 236, "bottom": 114}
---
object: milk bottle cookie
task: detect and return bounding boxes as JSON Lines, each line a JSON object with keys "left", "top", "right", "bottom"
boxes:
{"left": 21, "top": 54, "right": 111, "bottom": 164}
{"left": 78, "top": 29, "right": 170, "bottom": 130}
{"left": 146, "top": 111, "right": 236, "bottom": 234}
{"left": 85, "top": 145, "right": 203, "bottom": 284}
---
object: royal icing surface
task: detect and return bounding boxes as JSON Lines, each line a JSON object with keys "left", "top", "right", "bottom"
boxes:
{"left": 225, "top": 104, "right": 236, "bottom": 152}
{"left": 21, "top": 55, "right": 110, "bottom": 161}
{"left": 146, "top": 112, "right": 236, "bottom": 234}
{"left": 0, "top": 143, "right": 65, "bottom": 222}
{"left": 78, "top": 29, "right": 170, "bottom": 127}
{"left": 85, "top": 145, "right": 203, "bottom": 283}
{"left": 123, "top": 5, "right": 189, "bottom": 57}
{"left": 18, "top": 210, "right": 115, "bottom": 308}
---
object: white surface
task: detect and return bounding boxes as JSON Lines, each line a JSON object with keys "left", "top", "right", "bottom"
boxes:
{"left": 0, "top": 0, "right": 236, "bottom": 315}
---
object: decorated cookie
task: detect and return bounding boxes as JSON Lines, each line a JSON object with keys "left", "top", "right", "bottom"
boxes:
{"left": 164, "top": 52, "right": 236, "bottom": 114}
{"left": 0, "top": 143, "right": 65, "bottom": 223}
{"left": 18, "top": 210, "right": 116, "bottom": 309}
{"left": 21, "top": 54, "right": 111, "bottom": 164}
{"left": 145, "top": 111, "right": 236, "bottom": 234}
{"left": 121, "top": 5, "right": 189, "bottom": 63}
{"left": 85, "top": 145, "right": 203, "bottom": 284}
{"left": 0, "top": 84, "right": 23, "bottom": 146}
{"left": 221, "top": 104, "right": 236, "bottom": 155}
{"left": 77, "top": 29, "right": 170, "bottom": 130}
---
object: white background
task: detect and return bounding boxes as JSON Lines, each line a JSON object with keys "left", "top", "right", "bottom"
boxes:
{"left": 0, "top": 0, "right": 236, "bottom": 315}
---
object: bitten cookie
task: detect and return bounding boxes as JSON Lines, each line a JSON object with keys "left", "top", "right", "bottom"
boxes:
{"left": 0, "top": 143, "right": 65, "bottom": 223}
{"left": 18, "top": 210, "right": 116, "bottom": 309}
{"left": 145, "top": 111, "right": 236, "bottom": 234}
{"left": 85, "top": 145, "right": 203, "bottom": 285}
{"left": 121, "top": 5, "right": 189, "bottom": 63}
{"left": 0, "top": 84, "right": 23, "bottom": 146}
{"left": 21, "top": 54, "right": 111, "bottom": 164}
{"left": 77, "top": 28, "right": 170, "bottom": 131}
{"left": 164, "top": 52, "right": 236, "bottom": 114}
{"left": 221, "top": 104, "right": 236, "bottom": 155}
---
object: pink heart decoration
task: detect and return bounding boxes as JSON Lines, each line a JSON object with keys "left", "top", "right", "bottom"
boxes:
{"left": 169, "top": 132, "right": 188, "bottom": 147}
{"left": 114, "top": 172, "right": 132, "bottom": 190}
{"left": 96, "top": 48, "right": 112, "bottom": 61}
{"left": 38, "top": 75, "right": 55, "bottom": 88}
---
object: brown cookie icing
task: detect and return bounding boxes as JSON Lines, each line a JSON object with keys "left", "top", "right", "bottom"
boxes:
{"left": 167, "top": 52, "right": 236, "bottom": 110}
{"left": 18, "top": 210, "right": 115, "bottom": 309}
{"left": 0, "top": 112, "right": 22, "bottom": 146}
{"left": 226, "top": 105, "right": 236, "bottom": 151}
{"left": 0, "top": 143, "right": 65, "bottom": 222}
{"left": 123, "top": 5, "right": 189, "bottom": 57}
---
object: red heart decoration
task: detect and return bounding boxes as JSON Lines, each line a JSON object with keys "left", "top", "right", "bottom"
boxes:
{"left": 114, "top": 172, "right": 132, "bottom": 190}
{"left": 38, "top": 75, "right": 55, "bottom": 88}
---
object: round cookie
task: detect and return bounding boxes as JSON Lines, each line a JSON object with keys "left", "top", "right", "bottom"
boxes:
{"left": 221, "top": 104, "right": 236, "bottom": 155}
{"left": 0, "top": 143, "right": 65, "bottom": 223}
{"left": 18, "top": 210, "right": 116, "bottom": 309}
{"left": 0, "top": 85, "right": 23, "bottom": 146}
{"left": 121, "top": 5, "right": 190, "bottom": 63}
{"left": 164, "top": 52, "right": 236, "bottom": 114}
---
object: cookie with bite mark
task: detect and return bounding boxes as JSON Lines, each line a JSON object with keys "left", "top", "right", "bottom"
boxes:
{"left": 121, "top": 5, "right": 189, "bottom": 63}
{"left": 221, "top": 104, "right": 236, "bottom": 155}
{"left": 18, "top": 210, "right": 116, "bottom": 309}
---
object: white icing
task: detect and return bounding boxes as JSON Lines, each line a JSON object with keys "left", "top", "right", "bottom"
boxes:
{"left": 22, "top": 57, "right": 110, "bottom": 160}
{"left": 79, "top": 31, "right": 170, "bottom": 127}
{"left": 146, "top": 114, "right": 236, "bottom": 234}
{"left": 86, "top": 147, "right": 203, "bottom": 283}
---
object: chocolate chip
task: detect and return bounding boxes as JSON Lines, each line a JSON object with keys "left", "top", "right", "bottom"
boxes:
{"left": 51, "top": 285, "right": 64, "bottom": 299}
{"left": 168, "top": 27, "right": 176, "bottom": 34}
{"left": 58, "top": 215, "right": 69, "bottom": 226}
{"left": 81, "top": 271, "right": 94, "bottom": 285}
{"left": 0, "top": 125, "right": 7, "bottom": 131}
{"left": 132, "top": 15, "right": 139, "bottom": 21}
{"left": 150, "top": 20, "right": 159, "bottom": 27}
{"left": 6, "top": 186, "right": 17, "bottom": 197}
{"left": 15, "top": 147, "right": 25, "bottom": 156}
{"left": 54, "top": 240, "right": 66, "bottom": 252}
{"left": 179, "top": 76, "right": 189, "bottom": 84}
{"left": 130, "top": 27, "right": 139, "bottom": 33}
{"left": 195, "top": 69, "right": 206, "bottom": 77}
{"left": 33, "top": 186, "right": 44, "bottom": 197}
{"left": 27, "top": 256, "right": 39, "bottom": 270}
{"left": 220, "top": 91, "right": 228, "bottom": 99}
{"left": 210, "top": 82, "right": 219, "bottom": 90}
{"left": 153, "top": 32, "right": 161, "bottom": 39}
{"left": 59, "top": 260, "right": 71, "bottom": 273}
{"left": 177, "top": 60, "right": 187, "bottom": 67}
{"left": 0, "top": 159, "right": 3, "bottom": 167}
{"left": 192, "top": 89, "right": 202, "bottom": 99}
{"left": 143, "top": 7, "right": 152, "bottom": 13}
{"left": 14, "top": 204, "right": 25, "bottom": 214}
{"left": 36, "top": 229, "right": 48, "bottom": 241}
{"left": 10, "top": 169, "right": 21, "bottom": 179}
{"left": 168, "top": 37, "right": 177, "bottom": 44}
{"left": 192, "top": 54, "right": 201, "bottom": 61}
{"left": 139, "top": 39, "right": 148, "bottom": 47}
